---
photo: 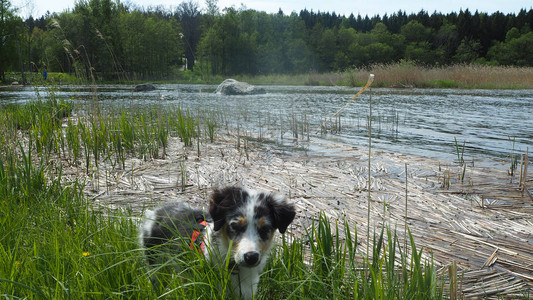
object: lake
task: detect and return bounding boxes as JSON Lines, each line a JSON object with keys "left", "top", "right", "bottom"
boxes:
{"left": 1, "top": 84, "right": 532, "bottom": 167}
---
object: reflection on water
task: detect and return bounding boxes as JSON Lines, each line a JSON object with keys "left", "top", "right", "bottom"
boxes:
{"left": 1, "top": 84, "right": 532, "bottom": 166}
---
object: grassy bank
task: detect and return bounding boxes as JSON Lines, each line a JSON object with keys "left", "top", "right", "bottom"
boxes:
{"left": 240, "top": 63, "right": 533, "bottom": 89}
{"left": 0, "top": 93, "right": 450, "bottom": 298}
{"left": 4, "top": 63, "right": 533, "bottom": 89}
{"left": 230, "top": 63, "right": 533, "bottom": 89}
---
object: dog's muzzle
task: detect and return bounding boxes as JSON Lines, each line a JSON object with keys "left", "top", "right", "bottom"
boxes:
{"left": 243, "top": 251, "right": 260, "bottom": 267}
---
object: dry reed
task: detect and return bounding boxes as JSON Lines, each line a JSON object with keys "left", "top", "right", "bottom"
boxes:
{"left": 347, "top": 63, "right": 533, "bottom": 89}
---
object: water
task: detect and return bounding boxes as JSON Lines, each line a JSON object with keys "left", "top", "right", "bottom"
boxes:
{"left": 1, "top": 84, "right": 532, "bottom": 166}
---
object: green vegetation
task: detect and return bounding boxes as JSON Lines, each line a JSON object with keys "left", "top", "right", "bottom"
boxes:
{"left": 0, "top": 155, "right": 147, "bottom": 298}
{"left": 0, "top": 88, "right": 220, "bottom": 175}
{"left": 0, "top": 87, "right": 452, "bottom": 298}
{"left": 1, "top": 0, "right": 532, "bottom": 84}
{"left": 263, "top": 216, "right": 443, "bottom": 299}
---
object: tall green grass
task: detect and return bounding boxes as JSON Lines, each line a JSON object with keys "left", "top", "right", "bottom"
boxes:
{"left": 0, "top": 96, "right": 221, "bottom": 176}
{"left": 260, "top": 214, "right": 443, "bottom": 299}
{"left": 1, "top": 97, "right": 73, "bottom": 158}
{"left": 173, "top": 107, "right": 198, "bottom": 147}
{"left": 0, "top": 143, "right": 151, "bottom": 298}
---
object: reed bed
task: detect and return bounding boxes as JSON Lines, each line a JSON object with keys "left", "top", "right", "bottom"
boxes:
{"left": 180, "top": 63, "right": 533, "bottom": 89}
{"left": 0, "top": 96, "right": 223, "bottom": 175}
{"left": 6, "top": 63, "right": 533, "bottom": 89}
{"left": 78, "top": 126, "right": 532, "bottom": 298}
{"left": 345, "top": 63, "right": 533, "bottom": 89}
{"left": 231, "top": 63, "right": 533, "bottom": 89}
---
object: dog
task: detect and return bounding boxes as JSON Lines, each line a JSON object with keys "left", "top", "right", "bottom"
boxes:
{"left": 140, "top": 186, "right": 296, "bottom": 299}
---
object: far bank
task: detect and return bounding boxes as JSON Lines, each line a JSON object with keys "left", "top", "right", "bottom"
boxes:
{"left": 3, "top": 63, "right": 533, "bottom": 90}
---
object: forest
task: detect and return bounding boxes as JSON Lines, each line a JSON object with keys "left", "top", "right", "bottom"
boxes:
{"left": 1, "top": 0, "right": 532, "bottom": 82}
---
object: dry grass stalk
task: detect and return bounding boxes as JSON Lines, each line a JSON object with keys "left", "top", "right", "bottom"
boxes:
{"left": 318, "top": 74, "right": 374, "bottom": 132}
{"left": 366, "top": 84, "right": 373, "bottom": 260}
{"left": 448, "top": 261, "right": 458, "bottom": 300}
{"left": 482, "top": 248, "right": 499, "bottom": 269}
{"left": 519, "top": 154, "right": 524, "bottom": 189}
{"left": 522, "top": 150, "right": 528, "bottom": 189}
{"left": 521, "top": 149, "right": 530, "bottom": 199}
{"left": 404, "top": 163, "right": 408, "bottom": 254}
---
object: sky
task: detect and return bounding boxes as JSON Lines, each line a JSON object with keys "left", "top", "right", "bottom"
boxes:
{"left": 12, "top": 0, "right": 533, "bottom": 19}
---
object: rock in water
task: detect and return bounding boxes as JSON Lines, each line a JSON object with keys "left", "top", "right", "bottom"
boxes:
{"left": 215, "top": 79, "right": 266, "bottom": 95}
{"left": 134, "top": 83, "right": 156, "bottom": 92}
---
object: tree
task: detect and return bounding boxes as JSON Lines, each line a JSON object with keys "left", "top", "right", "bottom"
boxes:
{"left": 29, "top": 26, "right": 46, "bottom": 71}
{"left": 505, "top": 27, "right": 520, "bottom": 41}
{"left": 457, "top": 9, "right": 473, "bottom": 40}
{"left": 400, "top": 20, "right": 430, "bottom": 43}
{"left": 453, "top": 38, "right": 482, "bottom": 63}
{"left": 316, "top": 28, "right": 336, "bottom": 71}
{"left": 370, "top": 22, "right": 405, "bottom": 62}
{"left": 197, "top": 26, "right": 222, "bottom": 75}
{"left": 433, "top": 23, "right": 459, "bottom": 62}
{"left": 0, "top": 0, "right": 19, "bottom": 82}
{"left": 366, "top": 42, "right": 394, "bottom": 64}
{"left": 405, "top": 41, "right": 436, "bottom": 65}
{"left": 488, "top": 30, "right": 533, "bottom": 66}
{"left": 176, "top": 1, "right": 201, "bottom": 71}
{"left": 201, "top": 0, "right": 219, "bottom": 31}
{"left": 4, "top": 5, "right": 533, "bottom": 80}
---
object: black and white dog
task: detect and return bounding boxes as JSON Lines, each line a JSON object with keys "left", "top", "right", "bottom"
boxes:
{"left": 140, "top": 186, "right": 296, "bottom": 299}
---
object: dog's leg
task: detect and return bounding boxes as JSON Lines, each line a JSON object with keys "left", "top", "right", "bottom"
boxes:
{"left": 232, "top": 267, "right": 261, "bottom": 300}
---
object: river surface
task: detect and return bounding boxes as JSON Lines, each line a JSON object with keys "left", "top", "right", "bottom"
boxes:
{"left": 1, "top": 84, "right": 532, "bottom": 167}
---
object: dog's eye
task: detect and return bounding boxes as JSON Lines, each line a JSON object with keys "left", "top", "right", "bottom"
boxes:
{"left": 257, "top": 225, "right": 272, "bottom": 240}
{"left": 229, "top": 222, "right": 245, "bottom": 233}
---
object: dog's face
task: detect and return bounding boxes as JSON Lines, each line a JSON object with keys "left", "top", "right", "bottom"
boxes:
{"left": 209, "top": 186, "right": 296, "bottom": 268}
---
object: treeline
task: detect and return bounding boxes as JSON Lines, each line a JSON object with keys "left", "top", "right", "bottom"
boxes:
{"left": 1, "top": 0, "right": 532, "bottom": 82}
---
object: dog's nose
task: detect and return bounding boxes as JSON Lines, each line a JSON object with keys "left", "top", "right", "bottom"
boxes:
{"left": 243, "top": 251, "right": 260, "bottom": 266}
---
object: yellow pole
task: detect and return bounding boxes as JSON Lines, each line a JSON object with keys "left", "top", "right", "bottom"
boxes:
{"left": 318, "top": 74, "right": 375, "bottom": 133}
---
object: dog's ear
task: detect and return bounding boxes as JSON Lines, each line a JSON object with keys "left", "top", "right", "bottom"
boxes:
{"left": 209, "top": 186, "right": 247, "bottom": 231}
{"left": 267, "top": 193, "right": 296, "bottom": 234}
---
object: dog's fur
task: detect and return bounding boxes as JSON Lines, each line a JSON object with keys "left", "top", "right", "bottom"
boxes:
{"left": 140, "top": 186, "right": 296, "bottom": 299}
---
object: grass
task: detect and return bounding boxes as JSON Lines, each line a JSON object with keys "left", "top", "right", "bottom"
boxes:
{"left": 345, "top": 62, "right": 533, "bottom": 89}
{"left": 262, "top": 215, "right": 443, "bottom": 299}
{"left": 186, "top": 62, "right": 533, "bottom": 89}
{"left": 508, "top": 137, "right": 518, "bottom": 177}
{"left": 0, "top": 95, "right": 218, "bottom": 175}
{"left": 2, "top": 71, "right": 82, "bottom": 85}
{"left": 173, "top": 107, "right": 198, "bottom": 147}
{"left": 0, "top": 88, "right": 451, "bottom": 299}
{"left": 0, "top": 147, "right": 150, "bottom": 298}
{"left": 6, "top": 62, "right": 532, "bottom": 89}
{"left": 225, "top": 63, "right": 533, "bottom": 89}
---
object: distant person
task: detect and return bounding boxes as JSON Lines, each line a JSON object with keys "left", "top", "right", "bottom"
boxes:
{"left": 43, "top": 70, "right": 47, "bottom": 80}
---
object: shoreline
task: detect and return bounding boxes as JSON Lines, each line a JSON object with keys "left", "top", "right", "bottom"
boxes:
{"left": 4, "top": 64, "right": 533, "bottom": 90}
